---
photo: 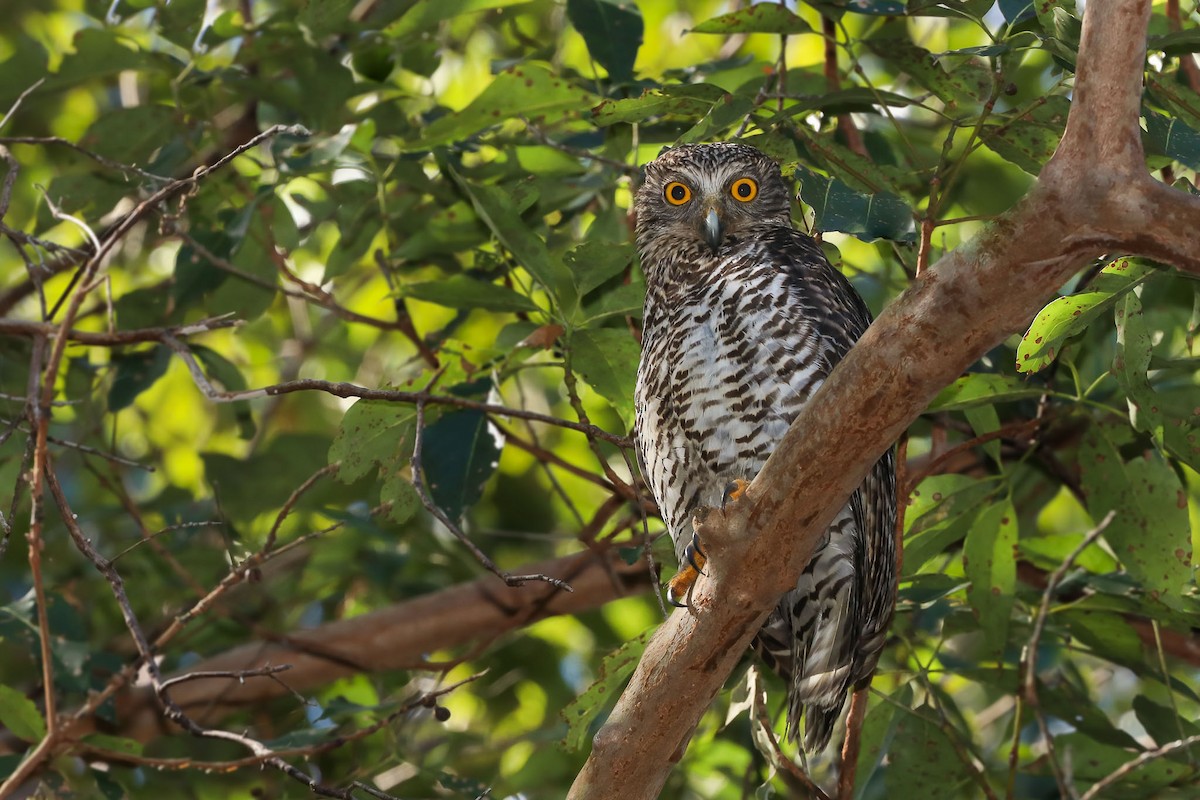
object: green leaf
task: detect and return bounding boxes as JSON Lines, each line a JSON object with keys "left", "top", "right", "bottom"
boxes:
{"left": 794, "top": 165, "right": 915, "bottom": 243}
{"left": 981, "top": 96, "right": 1072, "bottom": 175}
{"left": 329, "top": 399, "right": 418, "bottom": 483}
{"left": 421, "top": 409, "right": 504, "bottom": 522}
{"left": 448, "top": 168, "right": 577, "bottom": 311}
{"left": 690, "top": 5, "right": 812, "bottom": 34}
{"left": 402, "top": 275, "right": 541, "bottom": 313}
{"left": 884, "top": 704, "right": 973, "bottom": 799}
{"left": 78, "top": 105, "right": 177, "bottom": 165}
{"left": 561, "top": 630, "right": 652, "bottom": 751}
{"left": 203, "top": 434, "right": 332, "bottom": 522}
{"left": 568, "top": 328, "right": 639, "bottom": 429}
{"left": 1016, "top": 257, "right": 1156, "bottom": 374}
{"left": 193, "top": 345, "right": 255, "bottom": 440}
{"left": 1057, "top": 732, "right": 1192, "bottom": 788}
{"left": 1133, "top": 695, "right": 1200, "bottom": 749}
{"left": 592, "top": 83, "right": 727, "bottom": 126}
{"left": 1114, "top": 290, "right": 1165, "bottom": 446}
{"left": 1079, "top": 423, "right": 1193, "bottom": 604}
{"left": 0, "top": 684, "right": 46, "bottom": 742}
{"left": 962, "top": 498, "right": 1017, "bottom": 657}
{"left": 388, "top": 0, "right": 530, "bottom": 38}
{"left": 83, "top": 733, "right": 145, "bottom": 756}
{"left": 381, "top": 471, "right": 421, "bottom": 525}
{"left": 926, "top": 373, "right": 1044, "bottom": 411}
{"left": 417, "top": 63, "right": 599, "bottom": 148}
{"left": 566, "top": 0, "right": 643, "bottom": 84}
{"left": 1145, "top": 110, "right": 1200, "bottom": 170}
{"left": 46, "top": 29, "right": 149, "bottom": 91}
{"left": 1148, "top": 29, "right": 1200, "bottom": 56}
{"left": 565, "top": 241, "right": 635, "bottom": 296}
{"left": 108, "top": 346, "right": 171, "bottom": 412}
{"left": 865, "top": 37, "right": 990, "bottom": 108}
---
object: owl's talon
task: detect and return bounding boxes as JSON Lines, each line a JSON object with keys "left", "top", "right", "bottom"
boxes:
{"left": 666, "top": 558, "right": 705, "bottom": 607}
{"left": 686, "top": 531, "right": 706, "bottom": 573}
{"left": 722, "top": 478, "right": 750, "bottom": 510}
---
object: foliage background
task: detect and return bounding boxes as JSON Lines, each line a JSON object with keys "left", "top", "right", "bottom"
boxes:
{"left": 1, "top": 0, "right": 1199, "bottom": 798}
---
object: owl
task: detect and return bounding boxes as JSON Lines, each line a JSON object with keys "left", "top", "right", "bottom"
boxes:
{"left": 632, "top": 142, "right": 897, "bottom": 752}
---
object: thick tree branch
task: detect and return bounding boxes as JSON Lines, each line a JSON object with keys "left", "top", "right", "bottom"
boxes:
{"left": 570, "top": 2, "right": 1195, "bottom": 796}
{"left": 105, "top": 549, "right": 651, "bottom": 743}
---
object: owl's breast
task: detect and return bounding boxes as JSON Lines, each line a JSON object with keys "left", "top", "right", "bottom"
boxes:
{"left": 635, "top": 273, "right": 830, "bottom": 546}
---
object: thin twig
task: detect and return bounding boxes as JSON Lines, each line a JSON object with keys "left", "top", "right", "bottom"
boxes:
{"left": 1077, "top": 734, "right": 1200, "bottom": 800}
{"left": 161, "top": 333, "right": 631, "bottom": 446}
{"left": 0, "top": 78, "right": 45, "bottom": 132}
{"left": 411, "top": 371, "right": 572, "bottom": 591}
{"left": 1020, "top": 509, "right": 1117, "bottom": 800}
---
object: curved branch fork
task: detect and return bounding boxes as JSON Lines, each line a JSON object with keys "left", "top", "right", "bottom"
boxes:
{"left": 570, "top": 2, "right": 1200, "bottom": 797}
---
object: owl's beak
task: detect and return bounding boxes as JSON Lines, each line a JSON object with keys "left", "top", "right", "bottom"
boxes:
{"left": 702, "top": 207, "right": 723, "bottom": 253}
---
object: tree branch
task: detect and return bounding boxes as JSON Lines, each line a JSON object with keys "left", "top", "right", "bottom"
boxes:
{"left": 105, "top": 549, "right": 651, "bottom": 742}
{"left": 570, "top": 2, "right": 1195, "bottom": 796}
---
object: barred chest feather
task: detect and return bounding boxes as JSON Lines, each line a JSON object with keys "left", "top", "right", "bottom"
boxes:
{"left": 634, "top": 253, "right": 832, "bottom": 561}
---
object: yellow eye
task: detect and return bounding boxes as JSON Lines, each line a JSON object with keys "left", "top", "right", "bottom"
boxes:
{"left": 731, "top": 177, "right": 758, "bottom": 202}
{"left": 664, "top": 181, "right": 692, "bottom": 206}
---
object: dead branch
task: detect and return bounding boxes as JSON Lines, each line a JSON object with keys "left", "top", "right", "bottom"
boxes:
{"left": 569, "top": 2, "right": 1200, "bottom": 796}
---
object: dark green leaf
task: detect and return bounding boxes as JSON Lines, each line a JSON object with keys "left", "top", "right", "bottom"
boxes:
{"left": 794, "top": 165, "right": 915, "bottom": 242}
{"left": 865, "top": 37, "right": 991, "bottom": 108}
{"left": 1145, "top": 111, "right": 1200, "bottom": 170}
{"left": 193, "top": 345, "right": 255, "bottom": 440}
{"left": 566, "top": 0, "right": 643, "bottom": 84}
{"left": 1148, "top": 29, "right": 1200, "bottom": 56}
{"left": 421, "top": 409, "right": 504, "bottom": 522}
{"left": 1132, "top": 696, "right": 1200, "bottom": 749}
{"left": 108, "top": 346, "right": 171, "bottom": 412}
{"left": 402, "top": 275, "right": 541, "bottom": 313}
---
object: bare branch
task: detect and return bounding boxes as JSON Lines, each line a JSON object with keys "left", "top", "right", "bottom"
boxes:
{"left": 1078, "top": 734, "right": 1200, "bottom": 800}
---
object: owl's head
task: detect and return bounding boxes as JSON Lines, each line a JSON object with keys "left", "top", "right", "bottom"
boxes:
{"left": 634, "top": 142, "right": 792, "bottom": 259}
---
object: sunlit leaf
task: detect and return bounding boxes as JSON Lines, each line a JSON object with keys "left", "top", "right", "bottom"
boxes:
{"left": 568, "top": 328, "right": 639, "bottom": 428}
{"left": 0, "top": 684, "right": 46, "bottom": 742}
{"left": 1016, "top": 257, "right": 1156, "bottom": 374}
{"left": 561, "top": 630, "right": 652, "bottom": 751}
{"left": 417, "top": 63, "right": 599, "bottom": 148}
{"left": 402, "top": 275, "right": 541, "bottom": 313}
{"left": 962, "top": 498, "right": 1017, "bottom": 657}
{"left": 689, "top": 5, "right": 812, "bottom": 34}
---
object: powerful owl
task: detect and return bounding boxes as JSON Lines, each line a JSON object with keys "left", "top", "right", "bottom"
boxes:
{"left": 633, "top": 142, "right": 897, "bottom": 752}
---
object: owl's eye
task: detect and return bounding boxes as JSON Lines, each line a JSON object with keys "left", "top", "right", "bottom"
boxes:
{"left": 664, "top": 182, "right": 692, "bottom": 206}
{"left": 730, "top": 177, "right": 758, "bottom": 202}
